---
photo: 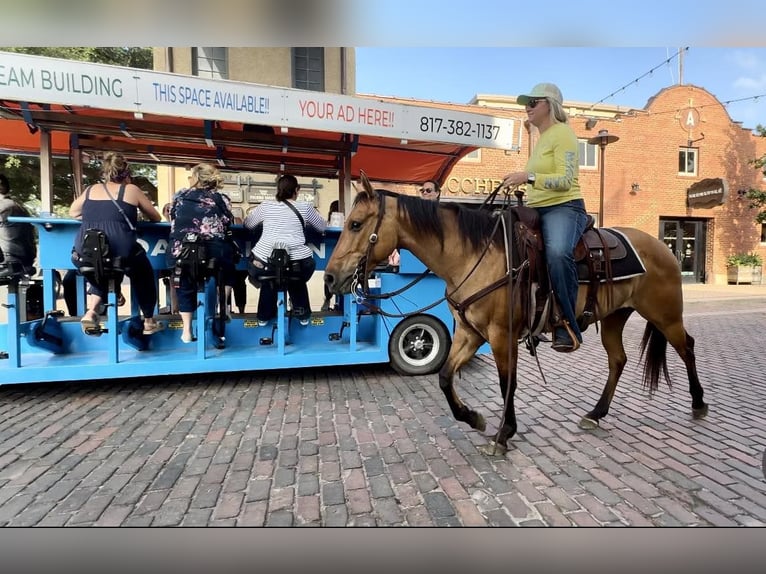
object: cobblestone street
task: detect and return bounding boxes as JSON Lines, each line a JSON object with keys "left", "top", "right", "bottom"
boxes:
{"left": 1, "top": 289, "right": 765, "bottom": 526}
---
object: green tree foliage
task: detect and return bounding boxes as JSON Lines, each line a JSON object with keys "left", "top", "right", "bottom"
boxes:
{"left": 0, "top": 47, "right": 152, "bottom": 69}
{"left": 745, "top": 124, "right": 766, "bottom": 224}
{"left": 0, "top": 47, "right": 155, "bottom": 213}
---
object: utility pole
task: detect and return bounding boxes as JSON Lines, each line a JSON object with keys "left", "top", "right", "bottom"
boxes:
{"left": 678, "top": 47, "right": 684, "bottom": 85}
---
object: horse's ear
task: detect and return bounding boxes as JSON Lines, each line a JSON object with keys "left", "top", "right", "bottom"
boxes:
{"left": 359, "top": 170, "right": 375, "bottom": 200}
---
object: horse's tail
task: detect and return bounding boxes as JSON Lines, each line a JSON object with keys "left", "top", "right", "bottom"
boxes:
{"left": 639, "top": 322, "right": 672, "bottom": 393}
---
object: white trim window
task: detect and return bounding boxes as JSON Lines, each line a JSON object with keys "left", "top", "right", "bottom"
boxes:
{"left": 460, "top": 149, "right": 481, "bottom": 163}
{"left": 578, "top": 139, "right": 597, "bottom": 170}
{"left": 679, "top": 147, "right": 697, "bottom": 176}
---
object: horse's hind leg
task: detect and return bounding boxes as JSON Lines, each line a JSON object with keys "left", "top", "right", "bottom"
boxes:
{"left": 651, "top": 320, "right": 708, "bottom": 419}
{"left": 581, "top": 307, "right": 634, "bottom": 429}
{"left": 637, "top": 289, "right": 708, "bottom": 419}
{"left": 438, "top": 326, "right": 486, "bottom": 432}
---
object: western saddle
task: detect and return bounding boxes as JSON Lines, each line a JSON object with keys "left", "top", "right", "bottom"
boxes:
{"left": 509, "top": 206, "right": 627, "bottom": 343}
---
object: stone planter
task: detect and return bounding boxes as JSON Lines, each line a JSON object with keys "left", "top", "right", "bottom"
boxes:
{"left": 727, "top": 265, "right": 763, "bottom": 285}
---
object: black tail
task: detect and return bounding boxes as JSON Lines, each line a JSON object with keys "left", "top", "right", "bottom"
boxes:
{"left": 639, "top": 323, "right": 672, "bottom": 394}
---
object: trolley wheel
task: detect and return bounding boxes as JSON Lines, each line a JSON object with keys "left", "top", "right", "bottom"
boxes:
{"left": 388, "top": 314, "right": 450, "bottom": 376}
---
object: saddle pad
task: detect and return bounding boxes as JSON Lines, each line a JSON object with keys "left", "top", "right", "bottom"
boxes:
{"left": 577, "top": 228, "right": 646, "bottom": 283}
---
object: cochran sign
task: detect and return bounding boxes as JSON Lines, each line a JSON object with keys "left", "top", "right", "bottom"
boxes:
{"left": 686, "top": 178, "right": 728, "bottom": 208}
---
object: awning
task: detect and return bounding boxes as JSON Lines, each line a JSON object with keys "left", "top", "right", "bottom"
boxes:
{"left": 0, "top": 103, "right": 476, "bottom": 186}
{"left": 0, "top": 51, "right": 519, "bottom": 186}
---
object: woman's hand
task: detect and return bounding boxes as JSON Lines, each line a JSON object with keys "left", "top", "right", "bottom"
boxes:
{"left": 501, "top": 171, "right": 529, "bottom": 188}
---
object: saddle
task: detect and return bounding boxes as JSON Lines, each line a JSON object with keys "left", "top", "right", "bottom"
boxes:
{"left": 72, "top": 228, "right": 126, "bottom": 291}
{"left": 510, "top": 207, "right": 627, "bottom": 341}
{"left": 248, "top": 242, "right": 302, "bottom": 290}
{"left": 173, "top": 232, "right": 220, "bottom": 290}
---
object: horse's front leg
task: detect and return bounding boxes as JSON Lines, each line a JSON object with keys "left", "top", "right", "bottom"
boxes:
{"left": 478, "top": 327, "right": 518, "bottom": 456}
{"left": 438, "top": 325, "right": 486, "bottom": 432}
{"left": 581, "top": 308, "right": 633, "bottom": 429}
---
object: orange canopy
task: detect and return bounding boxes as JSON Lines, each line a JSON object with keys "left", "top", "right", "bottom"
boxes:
{"left": 0, "top": 99, "right": 475, "bottom": 186}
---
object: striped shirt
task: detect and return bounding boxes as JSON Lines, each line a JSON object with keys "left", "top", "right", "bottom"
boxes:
{"left": 244, "top": 200, "right": 327, "bottom": 262}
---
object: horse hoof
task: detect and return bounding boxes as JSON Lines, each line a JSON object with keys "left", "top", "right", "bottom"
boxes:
{"left": 478, "top": 441, "right": 507, "bottom": 456}
{"left": 578, "top": 416, "right": 599, "bottom": 430}
{"left": 692, "top": 404, "right": 709, "bottom": 419}
{"left": 473, "top": 413, "right": 486, "bottom": 432}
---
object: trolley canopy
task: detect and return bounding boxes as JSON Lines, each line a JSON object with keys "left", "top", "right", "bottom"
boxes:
{"left": 0, "top": 51, "right": 518, "bottom": 184}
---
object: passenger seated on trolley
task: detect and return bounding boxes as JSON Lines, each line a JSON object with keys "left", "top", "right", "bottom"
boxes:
{"left": 157, "top": 203, "right": 179, "bottom": 315}
{"left": 69, "top": 152, "right": 163, "bottom": 335}
{"left": 168, "top": 163, "right": 237, "bottom": 344}
{"left": 0, "top": 173, "right": 37, "bottom": 279}
{"left": 243, "top": 174, "right": 327, "bottom": 326}
{"left": 227, "top": 205, "right": 248, "bottom": 315}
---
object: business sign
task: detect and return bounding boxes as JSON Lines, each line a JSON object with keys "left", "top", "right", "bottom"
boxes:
{"left": 686, "top": 177, "right": 728, "bottom": 208}
{"left": 0, "top": 51, "right": 517, "bottom": 150}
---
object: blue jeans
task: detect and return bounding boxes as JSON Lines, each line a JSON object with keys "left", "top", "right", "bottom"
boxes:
{"left": 536, "top": 199, "right": 588, "bottom": 342}
{"left": 170, "top": 240, "right": 237, "bottom": 313}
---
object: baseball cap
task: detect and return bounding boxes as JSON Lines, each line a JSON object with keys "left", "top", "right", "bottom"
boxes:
{"left": 516, "top": 83, "right": 563, "bottom": 106}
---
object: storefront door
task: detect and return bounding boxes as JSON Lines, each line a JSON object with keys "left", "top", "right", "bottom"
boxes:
{"left": 659, "top": 219, "right": 707, "bottom": 283}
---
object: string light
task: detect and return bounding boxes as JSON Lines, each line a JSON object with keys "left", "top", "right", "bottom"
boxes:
{"left": 645, "top": 92, "right": 766, "bottom": 118}
{"left": 590, "top": 47, "right": 689, "bottom": 109}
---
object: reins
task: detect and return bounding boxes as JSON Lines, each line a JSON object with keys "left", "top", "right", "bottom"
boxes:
{"left": 353, "top": 188, "right": 512, "bottom": 323}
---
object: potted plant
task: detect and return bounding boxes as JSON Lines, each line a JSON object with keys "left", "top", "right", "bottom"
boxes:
{"left": 726, "top": 252, "right": 763, "bottom": 285}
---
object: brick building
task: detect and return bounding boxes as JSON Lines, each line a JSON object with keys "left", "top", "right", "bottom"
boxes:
{"left": 411, "top": 84, "right": 766, "bottom": 285}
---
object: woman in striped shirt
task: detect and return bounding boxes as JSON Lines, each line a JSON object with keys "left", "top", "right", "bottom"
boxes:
{"left": 244, "top": 174, "right": 327, "bottom": 326}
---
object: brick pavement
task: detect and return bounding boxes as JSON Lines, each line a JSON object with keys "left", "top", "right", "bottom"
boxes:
{"left": 1, "top": 293, "right": 765, "bottom": 526}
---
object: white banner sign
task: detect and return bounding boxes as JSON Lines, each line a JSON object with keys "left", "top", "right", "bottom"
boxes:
{"left": 0, "top": 51, "right": 516, "bottom": 150}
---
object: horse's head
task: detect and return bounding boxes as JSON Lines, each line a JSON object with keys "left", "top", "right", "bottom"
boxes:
{"left": 324, "top": 171, "right": 400, "bottom": 294}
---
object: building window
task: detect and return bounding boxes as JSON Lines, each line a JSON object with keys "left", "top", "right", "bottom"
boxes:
{"left": 292, "top": 48, "right": 324, "bottom": 91}
{"left": 460, "top": 149, "right": 481, "bottom": 163}
{"left": 679, "top": 147, "right": 697, "bottom": 176}
{"left": 578, "top": 139, "right": 597, "bottom": 169}
{"left": 193, "top": 47, "right": 228, "bottom": 79}
{"left": 761, "top": 224, "right": 766, "bottom": 243}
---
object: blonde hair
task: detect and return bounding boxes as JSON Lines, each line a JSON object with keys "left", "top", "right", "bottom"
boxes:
{"left": 101, "top": 152, "right": 132, "bottom": 182}
{"left": 547, "top": 98, "right": 569, "bottom": 124}
{"left": 191, "top": 163, "right": 224, "bottom": 190}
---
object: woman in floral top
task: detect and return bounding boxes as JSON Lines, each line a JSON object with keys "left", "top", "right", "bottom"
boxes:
{"left": 168, "top": 163, "right": 237, "bottom": 343}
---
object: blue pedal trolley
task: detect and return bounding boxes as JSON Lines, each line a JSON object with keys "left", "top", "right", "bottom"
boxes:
{"left": 0, "top": 52, "right": 517, "bottom": 385}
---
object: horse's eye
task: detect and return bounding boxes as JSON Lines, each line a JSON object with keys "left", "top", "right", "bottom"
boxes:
{"left": 349, "top": 221, "right": 362, "bottom": 231}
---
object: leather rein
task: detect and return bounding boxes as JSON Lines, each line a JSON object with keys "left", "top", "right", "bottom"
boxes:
{"left": 351, "top": 189, "right": 515, "bottom": 333}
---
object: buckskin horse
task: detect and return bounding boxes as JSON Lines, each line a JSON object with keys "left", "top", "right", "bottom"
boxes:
{"left": 324, "top": 174, "right": 708, "bottom": 454}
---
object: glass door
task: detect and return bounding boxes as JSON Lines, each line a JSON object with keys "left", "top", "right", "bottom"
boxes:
{"left": 659, "top": 219, "right": 707, "bottom": 283}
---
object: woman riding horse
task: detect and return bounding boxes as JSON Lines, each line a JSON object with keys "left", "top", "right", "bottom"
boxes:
{"left": 324, "top": 173, "right": 708, "bottom": 454}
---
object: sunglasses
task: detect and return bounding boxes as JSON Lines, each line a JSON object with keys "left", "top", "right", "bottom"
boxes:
{"left": 420, "top": 188, "right": 436, "bottom": 195}
{"left": 526, "top": 97, "right": 546, "bottom": 109}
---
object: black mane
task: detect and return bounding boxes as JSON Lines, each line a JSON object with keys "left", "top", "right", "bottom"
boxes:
{"left": 355, "top": 190, "right": 504, "bottom": 254}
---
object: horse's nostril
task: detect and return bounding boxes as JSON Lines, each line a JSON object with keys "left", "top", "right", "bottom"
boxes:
{"left": 324, "top": 274, "right": 334, "bottom": 286}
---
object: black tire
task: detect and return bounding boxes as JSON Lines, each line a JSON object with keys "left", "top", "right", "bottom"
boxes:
{"left": 388, "top": 314, "right": 451, "bottom": 376}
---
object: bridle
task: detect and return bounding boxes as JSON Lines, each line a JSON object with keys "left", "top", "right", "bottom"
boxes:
{"left": 350, "top": 189, "right": 390, "bottom": 301}
{"left": 349, "top": 188, "right": 510, "bottom": 324}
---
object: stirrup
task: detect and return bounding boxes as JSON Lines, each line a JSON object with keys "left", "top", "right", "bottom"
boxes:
{"left": 552, "top": 321, "right": 580, "bottom": 353}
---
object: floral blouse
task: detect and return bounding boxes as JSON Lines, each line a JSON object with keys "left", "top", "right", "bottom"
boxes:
{"left": 168, "top": 187, "right": 233, "bottom": 258}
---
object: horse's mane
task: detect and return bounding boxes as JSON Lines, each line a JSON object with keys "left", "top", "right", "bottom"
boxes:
{"left": 354, "top": 189, "right": 505, "bottom": 254}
